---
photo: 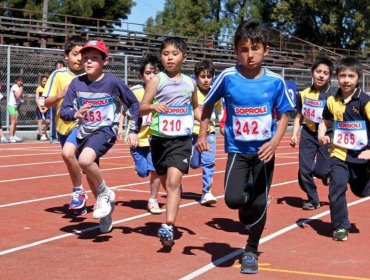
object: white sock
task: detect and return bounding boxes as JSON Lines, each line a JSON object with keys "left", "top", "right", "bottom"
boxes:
{"left": 97, "top": 181, "right": 108, "bottom": 195}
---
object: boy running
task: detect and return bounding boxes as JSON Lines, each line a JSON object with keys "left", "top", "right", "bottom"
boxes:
{"left": 61, "top": 40, "right": 140, "bottom": 232}
{"left": 318, "top": 56, "right": 370, "bottom": 241}
{"left": 197, "top": 20, "right": 295, "bottom": 274}
{"left": 140, "top": 37, "right": 201, "bottom": 247}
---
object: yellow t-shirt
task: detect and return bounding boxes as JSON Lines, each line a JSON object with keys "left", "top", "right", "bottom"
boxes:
{"left": 131, "top": 84, "right": 150, "bottom": 147}
{"left": 193, "top": 89, "right": 221, "bottom": 135}
{"left": 43, "top": 67, "right": 78, "bottom": 135}
{"left": 36, "top": 85, "right": 46, "bottom": 110}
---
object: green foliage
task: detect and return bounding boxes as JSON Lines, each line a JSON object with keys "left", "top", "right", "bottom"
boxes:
{"left": 2, "top": 0, "right": 135, "bottom": 27}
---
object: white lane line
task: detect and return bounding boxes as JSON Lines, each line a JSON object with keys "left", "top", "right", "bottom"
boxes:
{"left": 0, "top": 175, "right": 300, "bottom": 256}
{"left": 179, "top": 196, "right": 370, "bottom": 280}
{"left": 0, "top": 161, "right": 298, "bottom": 206}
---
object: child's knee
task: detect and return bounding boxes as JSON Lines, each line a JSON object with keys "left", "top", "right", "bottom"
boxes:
{"left": 78, "top": 156, "right": 92, "bottom": 170}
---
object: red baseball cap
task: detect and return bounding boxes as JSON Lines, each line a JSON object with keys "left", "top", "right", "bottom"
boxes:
{"left": 80, "top": 40, "right": 109, "bottom": 56}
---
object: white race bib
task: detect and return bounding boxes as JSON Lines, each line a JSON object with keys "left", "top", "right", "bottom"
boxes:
{"left": 302, "top": 98, "right": 325, "bottom": 123}
{"left": 232, "top": 105, "right": 272, "bottom": 142}
{"left": 333, "top": 120, "right": 368, "bottom": 150}
{"left": 159, "top": 105, "right": 193, "bottom": 136}
{"left": 79, "top": 96, "right": 115, "bottom": 127}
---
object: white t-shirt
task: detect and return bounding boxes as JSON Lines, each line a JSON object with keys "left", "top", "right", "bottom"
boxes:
{"left": 8, "top": 84, "right": 21, "bottom": 107}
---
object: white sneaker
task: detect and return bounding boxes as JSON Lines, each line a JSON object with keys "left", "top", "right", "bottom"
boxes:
{"left": 147, "top": 200, "right": 162, "bottom": 214}
{"left": 93, "top": 189, "right": 115, "bottom": 219}
{"left": 200, "top": 192, "right": 217, "bottom": 205}
{"left": 9, "top": 136, "right": 17, "bottom": 143}
{"left": 13, "top": 135, "right": 23, "bottom": 142}
{"left": 40, "top": 134, "right": 48, "bottom": 141}
{"left": 1, "top": 137, "right": 9, "bottom": 143}
{"left": 99, "top": 203, "right": 114, "bottom": 233}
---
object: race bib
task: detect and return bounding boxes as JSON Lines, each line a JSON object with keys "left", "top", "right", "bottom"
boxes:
{"left": 78, "top": 96, "right": 115, "bottom": 127}
{"left": 333, "top": 120, "right": 368, "bottom": 150}
{"left": 302, "top": 98, "right": 325, "bottom": 123}
{"left": 159, "top": 105, "right": 193, "bottom": 136}
{"left": 232, "top": 105, "right": 272, "bottom": 141}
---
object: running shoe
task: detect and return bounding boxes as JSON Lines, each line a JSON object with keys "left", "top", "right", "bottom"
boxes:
{"left": 1, "top": 137, "right": 9, "bottom": 143}
{"left": 332, "top": 228, "right": 348, "bottom": 241}
{"left": 69, "top": 187, "right": 88, "bottom": 210}
{"left": 147, "top": 200, "right": 162, "bottom": 214}
{"left": 73, "top": 206, "right": 87, "bottom": 216}
{"left": 93, "top": 189, "right": 115, "bottom": 219}
{"left": 240, "top": 251, "right": 258, "bottom": 274}
{"left": 99, "top": 203, "right": 115, "bottom": 233}
{"left": 302, "top": 201, "right": 320, "bottom": 210}
{"left": 200, "top": 192, "right": 217, "bottom": 205}
{"left": 157, "top": 223, "right": 174, "bottom": 247}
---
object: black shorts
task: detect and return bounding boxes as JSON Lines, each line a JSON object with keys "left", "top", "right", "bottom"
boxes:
{"left": 150, "top": 135, "right": 192, "bottom": 175}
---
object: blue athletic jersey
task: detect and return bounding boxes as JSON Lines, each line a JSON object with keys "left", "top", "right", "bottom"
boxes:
{"left": 205, "top": 66, "right": 295, "bottom": 154}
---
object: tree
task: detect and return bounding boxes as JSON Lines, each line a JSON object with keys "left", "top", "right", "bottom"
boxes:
{"left": 262, "top": 0, "right": 369, "bottom": 50}
{"left": 1, "top": 0, "right": 136, "bottom": 28}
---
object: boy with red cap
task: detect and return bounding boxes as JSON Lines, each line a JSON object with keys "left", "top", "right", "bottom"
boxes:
{"left": 61, "top": 40, "right": 141, "bottom": 233}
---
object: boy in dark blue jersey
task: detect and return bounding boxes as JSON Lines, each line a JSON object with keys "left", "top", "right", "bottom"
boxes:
{"left": 197, "top": 20, "right": 295, "bottom": 274}
{"left": 318, "top": 57, "right": 370, "bottom": 241}
{"left": 60, "top": 40, "right": 141, "bottom": 233}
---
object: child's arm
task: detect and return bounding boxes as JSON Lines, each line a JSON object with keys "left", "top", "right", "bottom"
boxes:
{"left": 257, "top": 112, "right": 289, "bottom": 162}
{"left": 13, "top": 84, "right": 23, "bottom": 99}
{"left": 192, "top": 86, "right": 201, "bottom": 122}
{"left": 140, "top": 76, "right": 168, "bottom": 114}
{"left": 318, "top": 119, "right": 330, "bottom": 145}
{"left": 60, "top": 83, "right": 89, "bottom": 121}
{"left": 196, "top": 103, "right": 214, "bottom": 152}
{"left": 117, "top": 108, "right": 126, "bottom": 140}
{"left": 289, "top": 112, "right": 303, "bottom": 147}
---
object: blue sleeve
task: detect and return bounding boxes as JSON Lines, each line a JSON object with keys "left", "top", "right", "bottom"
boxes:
{"left": 60, "top": 80, "right": 77, "bottom": 121}
{"left": 275, "top": 79, "right": 296, "bottom": 116}
{"left": 204, "top": 73, "right": 225, "bottom": 105}
{"left": 115, "top": 78, "right": 141, "bottom": 133}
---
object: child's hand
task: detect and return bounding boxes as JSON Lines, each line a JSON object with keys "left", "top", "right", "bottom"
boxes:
{"left": 196, "top": 136, "right": 210, "bottom": 152}
{"left": 128, "top": 133, "right": 138, "bottom": 149}
{"left": 152, "top": 103, "right": 169, "bottom": 113}
{"left": 289, "top": 135, "right": 298, "bottom": 147}
{"left": 319, "top": 135, "right": 330, "bottom": 145}
{"left": 358, "top": 150, "right": 370, "bottom": 160}
{"left": 74, "top": 104, "right": 91, "bottom": 120}
{"left": 257, "top": 140, "right": 277, "bottom": 162}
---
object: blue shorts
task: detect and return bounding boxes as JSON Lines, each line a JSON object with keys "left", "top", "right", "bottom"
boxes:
{"left": 36, "top": 108, "right": 51, "bottom": 120}
{"left": 58, "top": 126, "right": 78, "bottom": 147}
{"left": 77, "top": 127, "right": 116, "bottom": 160}
{"left": 130, "top": 146, "right": 155, "bottom": 178}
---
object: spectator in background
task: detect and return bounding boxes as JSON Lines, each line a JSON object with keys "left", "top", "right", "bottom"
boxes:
{"left": 49, "top": 60, "right": 66, "bottom": 143}
{"left": 7, "top": 76, "right": 23, "bottom": 143}
{"left": 35, "top": 75, "right": 50, "bottom": 141}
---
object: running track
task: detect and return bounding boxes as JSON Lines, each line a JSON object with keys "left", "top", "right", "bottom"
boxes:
{"left": 0, "top": 134, "right": 369, "bottom": 280}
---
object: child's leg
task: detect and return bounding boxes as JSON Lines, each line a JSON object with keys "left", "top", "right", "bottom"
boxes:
{"left": 78, "top": 147, "right": 103, "bottom": 191}
{"left": 224, "top": 153, "right": 251, "bottom": 209}
{"left": 37, "top": 119, "right": 43, "bottom": 136}
{"left": 200, "top": 133, "right": 216, "bottom": 194}
{"left": 131, "top": 147, "right": 150, "bottom": 178}
{"left": 62, "top": 142, "right": 82, "bottom": 187}
{"left": 298, "top": 128, "right": 320, "bottom": 205}
{"left": 44, "top": 119, "right": 50, "bottom": 135}
{"left": 9, "top": 114, "right": 17, "bottom": 136}
{"left": 314, "top": 141, "right": 330, "bottom": 180}
{"left": 149, "top": 171, "right": 161, "bottom": 200}
{"left": 329, "top": 157, "right": 351, "bottom": 230}
{"left": 164, "top": 167, "right": 183, "bottom": 224}
{"left": 348, "top": 161, "right": 370, "bottom": 198}
{"left": 190, "top": 135, "right": 201, "bottom": 169}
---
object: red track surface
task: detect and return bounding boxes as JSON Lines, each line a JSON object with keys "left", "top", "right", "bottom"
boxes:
{"left": 0, "top": 135, "right": 369, "bottom": 280}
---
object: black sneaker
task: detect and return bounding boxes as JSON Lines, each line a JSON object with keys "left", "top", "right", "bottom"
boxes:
{"left": 333, "top": 228, "right": 348, "bottom": 241}
{"left": 322, "top": 176, "right": 330, "bottom": 186}
{"left": 240, "top": 252, "right": 258, "bottom": 274}
{"left": 302, "top": 201, "right": 320, "bottom": 210}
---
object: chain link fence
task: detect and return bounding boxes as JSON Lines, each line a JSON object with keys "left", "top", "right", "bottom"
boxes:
{"left": 0, "top": 44, "right": 368, "bottom": 135}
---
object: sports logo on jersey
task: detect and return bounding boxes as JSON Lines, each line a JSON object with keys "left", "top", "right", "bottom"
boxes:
{"left": 263, "top": 92, "right": 269, "bottom": 98}
{"left": 167, "top": 107, "right": 189, "bottom": 114}
{"left": 305, "top": 99, "right": 324, "bottom": 106}
{"left": 337, "top": 122, "right": 363, "bottom": 129}
{"left": 80, "top": 97, "right": 112, "bottom": 107}
{"left": 234, "top": 106, "right": 267, "bottom": 116}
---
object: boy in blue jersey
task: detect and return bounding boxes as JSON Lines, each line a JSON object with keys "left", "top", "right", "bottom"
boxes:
{"left": 197, "top": 20, "right": 295, "bottom": 274}
{"left": 318, "top": 57, "right": 370, "bottom": 241}
{"left": 60, "top": 40, "right": 141, "bottom": 233}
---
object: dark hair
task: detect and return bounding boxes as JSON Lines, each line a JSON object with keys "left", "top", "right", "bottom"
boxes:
{"left": 194, "top": 59, "right": 215, "bottom": 77}
{"left": 234, "top": 19, "right": 268, "bottom": 48}
{"left": 14, "top": 76, "right": 23, "bottom": 82}
{"left": 139, "top": 54, "right": 163, "bottom": 76}
{"left": 336, "top": 56, "right": 363, "bottom": 77}
{"left": 54, "top": 60, "right": 65, "bottom": 68}
{"left": 311, "top": 56, "right": 333, "bottom": 76}
{"left": 39, "top": 75, "right": 48, "bottom": 83}
{"left": 64, "top": 35, "right": 87, "bottom": 55}
{"left": 160, "top": 37, "right": 187, "bottom": 54}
